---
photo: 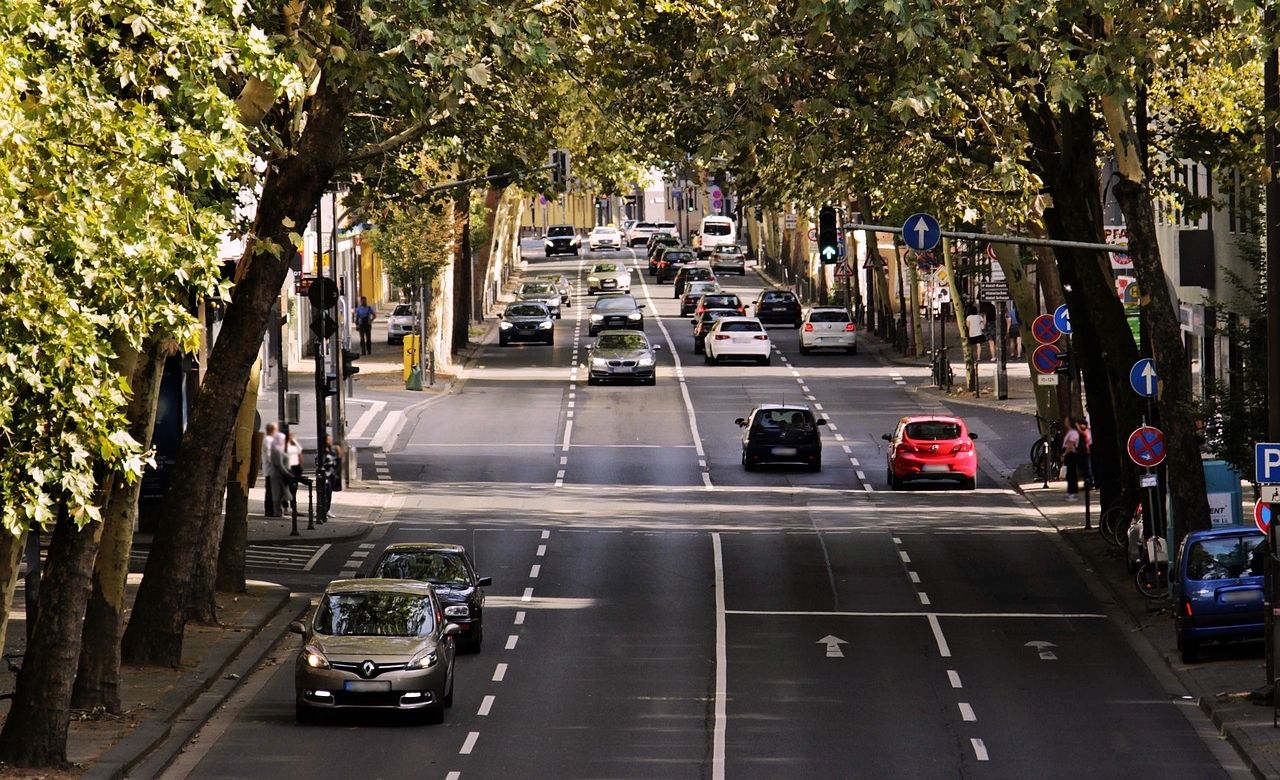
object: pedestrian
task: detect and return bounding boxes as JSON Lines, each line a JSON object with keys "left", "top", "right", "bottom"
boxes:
{"left": 261, "top": 422, "right": 280, "bottom": 516}
{"left": 355, "top": 296, "right": 375, "bottom": 356}
{"left": 980, "top": 300, "right": 998, "bottom": 361}
{"left": 1006, "top": 302, "right": 1022, "bottom": 359}
{"left": 284, "top": 429, "right": 304, "bottom": 509}
{"left": 1061, "top": 416, "right": 1092, "bottom": 499}
{"left": 270, "top": 425, "right": 292, "bottom": 514}
{"left": 964, "top": 304, "right": 985, "bottom": 355}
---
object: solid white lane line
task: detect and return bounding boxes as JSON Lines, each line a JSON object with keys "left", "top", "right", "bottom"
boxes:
{"left": 536, "top": 545, "right": 547, "bottom": 557}
{"left": 959, "top": 702, "right": 976, "bottom": 721}
{"left": 724, "top": 609, "right": 1107, "bottom": 618}
{"left": 948, "top": 670, "right": 963, "bottom": 688}
{"left": 971, "top": 738, "right": 989, "bottom": 761}
{"left": 514, "top": 611, "right": 526, "bottom": 625}
{"left": 899, "top": 551, "right": 911, "bottom": 563}
{"left": 541, "top": 530, "right": 551, "bottom": 539}
{"left": 493, "top": 663, "right": 507, "bottom": 682}
{"left": 522, "top": 587, "right": 534, "bottom": 601}
{"left": 505, "top": 635, "right": 518, "bottom": 650}
{"left": 909, "top": 571, "right": 921, "bottom": 584}
{"left": 919, "top": 592, "right": 931, "bottom": 605}
{"left": 927, "top": 614, "right": 952, "bottom": 657}
{"left": 711, "top": 532, "right": 727, "bottom": 780}
{"left": 478, "top": 695, "right": 495, "bottom": 716}
{"left": 529, "top": 564, "right": 541, "bottom": 578}
{"left": 460, "top": 732, "right": 479, "bottom": 755}
{"left": 302, "top": 544, "right": 332, "bottom": 572}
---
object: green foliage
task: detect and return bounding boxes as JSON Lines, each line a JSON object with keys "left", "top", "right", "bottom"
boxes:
{"left": 366, "top": 202, "right": 461, "bottom": 294}
{"left": 0, "top": 0, "right": 259, "bottom": 532}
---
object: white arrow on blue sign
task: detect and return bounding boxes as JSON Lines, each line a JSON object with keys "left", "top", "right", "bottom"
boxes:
{"left": 1256, "top": 443, "right": 1280, "bottom": 484}
{"left": 902, "top": 213, "right": 941, "bottom": 252}
{"left": 1129, "top": 358, "right": 1158, "bottom": 398}
{"left": 1053, "top": 304, "right": 1072, "bottom": 335}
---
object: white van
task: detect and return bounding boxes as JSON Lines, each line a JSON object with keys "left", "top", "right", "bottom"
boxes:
{"left": 698, "top": 216, "right": 736, "bottom": 256}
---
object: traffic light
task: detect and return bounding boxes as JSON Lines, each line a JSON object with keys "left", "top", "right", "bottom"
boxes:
{"left": 686, "top": 191, "right": 697, "bottom": 212}
{"left": 342, "top": 348, "right": 360, "bottom": 378}
{"left": 818, "top": 206, "right": 839, "bottom": 264}
{"left": 549, "top": 148, "right": 570, "bottom": 188}
{"left": 322, "top": 375, "right": 338, "bottom": 398}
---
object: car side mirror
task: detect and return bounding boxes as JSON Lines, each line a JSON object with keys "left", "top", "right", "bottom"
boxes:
{"left": 653, "top": 344, "right": 663, "bottom": 351}
{"left": 638, "top": 304, "right": 646, "bottom": 309}
{"left": 443, "top": 623, "right": 461, "bottom": 638}
{"left": 968, "top": 432, "right": 978, "bottom": 440}
{"left": 496, "top": 312, "right": 504, "bottom": 319}
{"left": 817, "top": 419, "right": 828, "bottom": 426}
{"left": 735, "top": 418, "right": 747, "bottom": 427}
{"left": 477, "top": 576, "right": 493, "bottom": 587}
{"left": 289, "top": 620, "right": 306, "bottom": 636}
{"left": 881, "top": 433, "right": 892, "bottom": 441}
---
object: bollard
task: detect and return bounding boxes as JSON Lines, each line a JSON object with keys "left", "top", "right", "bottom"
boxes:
{"left": 1084, "top": 484, "right": 1092, "bottom": 529}
{"left": 306, "top": 479, "right": 315, "bottom": 531}
{"left": 290, "top": 490, "right": 299, "bottom": 536}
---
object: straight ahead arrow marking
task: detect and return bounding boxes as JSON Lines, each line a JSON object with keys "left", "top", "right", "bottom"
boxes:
{"left": 818, "top": 635, "right": 848, "bottom": 658}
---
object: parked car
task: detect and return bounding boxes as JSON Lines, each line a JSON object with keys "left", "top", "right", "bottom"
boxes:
{"left": 586, "top": 330, "right": 661, "bottom": 386}
{"left": 1174, "top": 527, "right": 1266, "bottom": 663}
{"left": 366, "top": 543, "right": 491, "bottom": 653}
{"left": 882, "top": 415, "right": 978, "bottom": 490}
{"left": 680, "top": 280, "right": 720, "bottom": 317}
{"left": 709, "top": 245, "right": 746, "bottom": 275}
{"left": 498, "top": 302, "right": 555, "bottom": 346}
{"left": 704, "top": 317, "right": 771, "bottom": 365}
{"left": 539, "top": 273, "right": 572, "bottom": 306}
{"left": 799, "top": 307, "right": 857, "bottom": 354}
{"left": 386, "top": 303, "right": 418, "bottom": 345}
{"left": 518, "top": 281, "right": 562, "bottom": 319}
{"left": 543, "top": 224, "right": 580, "bottom": 257}
{"left": 588, "top": 294, "right": 645, "bottom": 336}
{"left": 736, "top": 404, "right": 826, "bottom": 471}
{"left": 587, "top": 262, "right": 631, "bottom": 295}
{"left": 291, "top": 579, "right": 458, "bottom": 724}
{"left": 695, "top": 293, "right": 746, "bottom": 319}
{"left": 672, "top": 263, "right": 716, "bottom": 297}
{"left": 587, "top": 226, "right": 622, "bottom": 251}
{"left": 753, "top": 289, "right": 802, "bottom": 327}
{"left": 692, "top": 308, "right": 739, "bottom": 354}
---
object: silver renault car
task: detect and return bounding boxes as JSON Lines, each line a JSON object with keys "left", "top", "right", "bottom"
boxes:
{"left": 292, "top": 579, "right": 459, "bottom": 724}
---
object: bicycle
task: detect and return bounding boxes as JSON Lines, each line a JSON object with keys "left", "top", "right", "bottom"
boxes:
{"left": 1030, "top": 417, "right": 1063, "bottom": 482}
{"left": 1134, "top": 534, "right": 1169, "bottom": 599}
{"left": 1099, "top": 500, "right": 1141, "bottom": 549}
{"left": 931, "top": 349, "right": 954, "bottom": 389}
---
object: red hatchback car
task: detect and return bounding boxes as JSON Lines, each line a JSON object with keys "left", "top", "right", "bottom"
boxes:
{"left": 883, "top": 415, "right": 978, "bottom": 490}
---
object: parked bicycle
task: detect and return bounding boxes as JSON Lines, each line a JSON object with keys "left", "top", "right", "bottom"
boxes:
{"left": 1099, "top": 500, "right": 1141, "bottom": 550}
{"left": 931, "top": 349, "right": 954, "bottom": 389}
{"left": 1030, "top": 416, "right": 1063, "bottom": 482}
{"left": 1134, "top": 534, "right": 1169, "bottom": 599}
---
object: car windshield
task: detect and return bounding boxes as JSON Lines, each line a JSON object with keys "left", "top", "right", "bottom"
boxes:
{"left": 905, "top": 421, "right": 962, "bottom": 440}
{"left": 810, "top": 310, "right": 851, "bottom": 323}
{"left": 699, "top": 309, "right": 735, "bottom": 323}
{"left": 392, "top": 305, "right": 414, "bottom": 316}
{"left": 593, "top": 228, "right": 618, "bottom": 234}
{"left": 373, "top": 551, "right": 471, "bottom": 586}
{"left": 687, "top": 282, "right": 718, "bottom": 294}
{"left": 703, "top": 223, "right": 732, "bottom": 236}
{"left": 506, "top": 304, "right": 548, "bottom": 317}
{"left": 686, "top": 269, "right": 712, "bottom": 279}
{"left": 703, "top": 295, "right": 739, "bottom": 307}
{"left": 636, "top": 222, "right": 655, "bottom": 229}
{"left": 592, "top": 264, "right": 619, "bottom": 273}
{"left": 596, "top": 334, "right": 648, "bottom": 350}
{"left": 547, "top": 226, "right": 574, "bottom": 237}
{"left": 656, "top": 222, "right": 677, "bottom": 230}
{"left": 1187, "top": 536, "right": 1265, "bottom": 580}
{"left": 595, "top": 297, "right": 637, "bottom": 311}
{"left": 716, "top": 246, "right": 742, "bottom": 255}
{"left": 721, "top": 321, "right": 763, "bottom": 332}
{"left": 762, "top": 291, "right": 796, "bottom": 303}
{"left": 313, "top": 591, "right": 435, "bottom": 637}
{"left": 541, "top": 275, "right": 566, "bottom": 285}
{"left": 521, "top": 284, "right": 554, "bottom": 295}
{"left": 665, "top": 252, "right": 693, "bottom": 262}
{"left": 753, "top": 409, "right": 815, "bottom": 431}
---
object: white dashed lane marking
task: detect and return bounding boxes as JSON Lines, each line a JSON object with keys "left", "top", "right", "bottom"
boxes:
{"left": 493, "top": 663, "right": 508, "bottom": 682}
{"left": 478, "top": 695, "right": 495, "bottom": 716}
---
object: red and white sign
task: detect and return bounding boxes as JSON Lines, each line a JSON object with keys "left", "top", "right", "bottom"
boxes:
{"left": 1257, "top": 500, "right": 1273, "bottom": 536}
{"left": 833, "top": 261, "right": 854, "bottom": 279}
{"left": 1104, "top": 225, "right": 1132, "bottom": 271}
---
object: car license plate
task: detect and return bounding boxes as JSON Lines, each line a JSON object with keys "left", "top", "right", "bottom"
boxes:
{"left": 922, "top": 464, "right": 950, "bottom": 473}
{"left": 772, "top": 447, "right": 797, "bottom": 457}
{"left": 613, "top": 366, "right": 633, "bottom": 373}
{"left": 1221, "top": 590, "right": 1261, "bottom": 604}
{"left": 344, "top": 680, "right": 391, "bottom": 692}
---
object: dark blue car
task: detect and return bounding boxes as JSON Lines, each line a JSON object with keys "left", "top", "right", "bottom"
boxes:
{"left": 1173, "top": 527, "right": 1265, "bottom": 663}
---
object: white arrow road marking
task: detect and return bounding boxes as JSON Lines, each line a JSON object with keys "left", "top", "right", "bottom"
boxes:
{"left": 818, "top": 635, "right": 848, "bottom": 658}
{"left": 1025, "top": 640, "right": 1058, "bottom": 660}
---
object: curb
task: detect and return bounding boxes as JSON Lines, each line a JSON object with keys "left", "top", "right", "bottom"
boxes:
{"left": 250, "top": 524, "right": 372, "bottom": 546}
{"left": 85, "top": 587, "right": 305, "bottom": 780}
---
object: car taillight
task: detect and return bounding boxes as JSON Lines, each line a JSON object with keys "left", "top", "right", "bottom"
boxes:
{"left": 753, "top": 334, "right": 769, "bottom": 340}
{"left": 803, "top": 323, "right": 814, "bottom": 332}
{"left": 714, "top": 334, "right": 730, "bottom": 340}
{"left": 1184, "top": 600, "right": 1193, "bottom": 617}
{"left": 845, "top": 323, "right": 856, "bottom": 332}
{"left": 951, "top": 442, "right": 974, "bottom": 453}
{"left": 897, "top": 444, "right": 915, "bottom": 454}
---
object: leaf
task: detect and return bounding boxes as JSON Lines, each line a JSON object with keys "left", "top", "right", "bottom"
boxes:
{"left": 465, "top": 63, "right": 491, "bottom": 86}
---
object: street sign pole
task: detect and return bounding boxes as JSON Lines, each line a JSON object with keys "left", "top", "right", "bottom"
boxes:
{"left": 996, "top": 301, "right": 1008, "bottom": 400}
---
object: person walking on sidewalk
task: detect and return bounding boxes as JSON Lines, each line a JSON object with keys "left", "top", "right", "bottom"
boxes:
{"left": 284, "top": 428, "right": 304, "bottom": 509}
{"left": 1005, "top": 302, "right": 1022, "bottom": 359}
{"left": 355, "top": 297, "right": 375, "bottom": 356}
{"left": 980, "top": 300, "right": 998, "bottom": 361}
{"left": 261, "top": 422, "right": 281, "bottom": 516}
{"left": 1062, "top": 416, "right": 1092, "bottom": 499}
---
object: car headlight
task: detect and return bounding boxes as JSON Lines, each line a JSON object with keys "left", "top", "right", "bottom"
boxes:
{"left": 591, "top": 314, "right": 604, "bottom": 322}
{"left": 303, "top": 645, "right": 329, "bottom": 669}
{"left": 571, "top": 237, "right": 581, "bottom": 246}
{"left": 587, "top": 276, "right": 599, "bottom": 284}
{"left": 591, "top": 357, "right": 608, "bottom": 368}
{"left": 538, "top": 320, "right": 553, "bottom": 330}
{"left": 638, "top": 355, "right": 654, "bottom": 367}
{"left": 627, "top": 312, "right": 642, "bottom": 320}
{"left": 544, "top": 240, "right": 553, "bottom": 247}
{"left": 409, "top": 649, "right": 439, "bottom": 669}
{"left": 444, "top": 605, "right": 471, "bottom": 618}
{"left": 499, "top": 321, "right": 513, "bottom": 329}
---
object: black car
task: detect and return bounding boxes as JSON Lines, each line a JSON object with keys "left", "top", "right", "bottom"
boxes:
{"left": 655, "top": 249, "right": 696, "bottom": 283}
{"left": 498, "top": 302, "right": 554, "bottom": 345}
{"left": 543, "top": 224, "right": 580, "bottom": 257}
{"left": 647, "top": 237, "right": 683, "bottom": 274}
{"left": 754, "top": 289, "right": 802, "bottom": 327}
{"left": 365, "top": 542, "right": 491, "bottom": 653}
{"left": 692, "top": 308, "right": 737, "bottom": 354}
{"left": 589, "top": 294, "right": 645, "bottom": 336}
{"left": 672, "top": 264, "right": 716, "bottom": 297}
{"left": 736, "top": 404, "right": 826, "bottom": 472}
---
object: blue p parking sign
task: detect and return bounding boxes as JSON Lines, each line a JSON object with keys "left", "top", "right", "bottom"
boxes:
{"left": 1257, "top": 443, "right": 1280, "bottom": 484}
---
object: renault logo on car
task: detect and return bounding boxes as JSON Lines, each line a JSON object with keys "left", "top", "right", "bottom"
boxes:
{"left": 360, "top": 660, "right": 376, "bottom": 678}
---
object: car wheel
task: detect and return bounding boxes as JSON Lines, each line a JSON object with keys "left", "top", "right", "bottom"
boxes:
{"left": 587, "top": 376, "right": 599, "bottom": 386}
{"left": 793, "top": 320, "right": 802, "bottom": 329}
{"left": 645, "top": 375, "right": 657, "bottom": 386}
{"left": 1178, "top": 633, "right": 1198, "bottom": 664}
{"left": 443, "top": 665, "right": 455, "bottom": 708}
{"left": 799, "top": 345, "right": 810, "bottom": 355}
{"left": 888, "top": 470, "right": 901, "bottom": 490}
{"left": 422, "top": 703, "right": 445, "bottom": 725}
{"left": 704, "top": 351, "right": 714, "bottom": 365}
{"left": 848, "top": 344, "right": 858, "bottom": 355}
{"left": 742, "top": 451, "right": 754, "bottom": 471}
{"left": 295, "top": 697, "right": 320, "bottom": 725}
{"left": 499, "top": 337, "right": 509, "bottom": 347}
{"left": 760, "top": 355, "right": 771, "bottom": 366}
{"left": 694, "top": 343, "right": 703, "bottom": 355}
{"left": 962, "top": 476, "right": 977, "bottom": 491}
{"left": 545, "top": 335, "right": 554, "bottom": 346}
{"left": 809, "top": 461, "right": 822, "bottom": 473}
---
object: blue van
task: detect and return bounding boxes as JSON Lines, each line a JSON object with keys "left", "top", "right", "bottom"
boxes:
{"left": 1173, "top": 527, "right": 1266, "bottom": 663}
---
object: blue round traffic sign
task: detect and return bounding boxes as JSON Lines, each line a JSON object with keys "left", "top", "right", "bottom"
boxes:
{"left": 902, "top": 213, "right": 941, "bottom": 252}
{"left": 1257, "top": 500, "right": 1273, "bottom": 535}
{"left": 1127, "top": 425, "right": 1166, "bottom": 468}
{"left": 1129, "top": 358, "right": 1158, "bottom": 398}
{"left": 1053, "top": 304, "right": 1072, "bottom": 335}
{"left": 1032, "top": 344, "right": 1064, "bottom": 374}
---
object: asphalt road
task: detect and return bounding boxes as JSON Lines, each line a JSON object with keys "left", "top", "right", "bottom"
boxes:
{"left": 166, "top": 244, "right": 1241, "bottom": 779}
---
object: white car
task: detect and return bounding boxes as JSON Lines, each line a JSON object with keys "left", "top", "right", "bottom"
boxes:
{"left": 799, "top": 307, "right": 857, "bottom": 354}
{"left": 386, "top": 303, "right": 418, "bottom": 345}
{"left": 704, "top": 317, "right": 772, "bottom": 365}
{"left": 518, "top": 281, "right": 562, "bottom": 319}
{"left": 627, "top": 221, "right": 659, "bottom": 247}
{"left": 587, "top": 263, "right": 631, "bottom": 295}
{"left": 588, "top": 226, "right": 622, "bottom": 251}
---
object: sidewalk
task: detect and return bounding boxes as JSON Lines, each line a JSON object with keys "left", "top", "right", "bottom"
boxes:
{"left": 1, "top": 481, "right": 393, "bottom": 778}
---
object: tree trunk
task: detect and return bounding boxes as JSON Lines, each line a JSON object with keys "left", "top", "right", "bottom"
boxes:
{"left": 121, "top": 65, "right": 357, "bottom": 668}
{"left": 1102, "top": 94, "right": 1210, "bottom": 535}
{"left": 991, "top": 222, "right": 1059, "bottom": 425}
{"left": 0, "top": 508, "right": 100, "bottom": 767}
{"left": 473, "top": 186, "right": 504, "bottom": 317}
{"left": 451, "top": 181, "right": 472, "bottom": 354}
{"left": 217, "top": 360, "right": 262, "bottom": 594}
{"left": 188, "top": 437, "right": 233, "bottom": 625}
{"left": 1026, "top": 227, "right": 1075, "bottom": 427}
{"left": 942, "top": 238, "right": 972, "bottom": 374}
{"left": 0, "top": 529, "right": 26, "bottom": 655}
{"left": 71, "top": 336, "right": 169, "bottom": 713}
